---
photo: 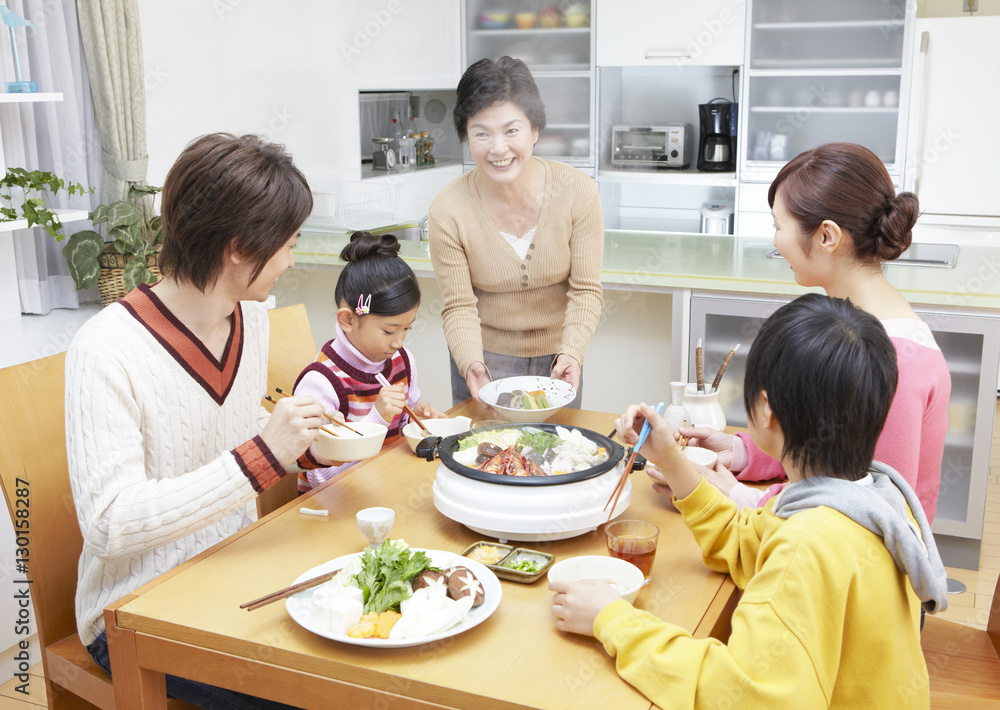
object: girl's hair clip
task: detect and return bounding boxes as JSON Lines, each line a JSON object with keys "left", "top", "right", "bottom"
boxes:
{"left": 355, "top": 293, "right": 371, "bottom": 316}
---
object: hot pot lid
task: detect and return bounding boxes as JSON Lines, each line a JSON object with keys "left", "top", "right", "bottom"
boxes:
{"left": 426, "top": 422, "right": 639, "bottom": 486}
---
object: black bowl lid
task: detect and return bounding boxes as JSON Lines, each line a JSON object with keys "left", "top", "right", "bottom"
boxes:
{"left": 436, "top": 423, "right": 624, "bottom": 486}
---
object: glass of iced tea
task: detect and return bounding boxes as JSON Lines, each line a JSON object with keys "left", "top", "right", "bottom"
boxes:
{"left": 605, "top": 520, "right": 659, "bottom": 586}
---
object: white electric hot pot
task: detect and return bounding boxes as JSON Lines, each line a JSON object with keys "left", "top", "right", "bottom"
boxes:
{"left": 422, "top": 423, "right": 637, "bottom": 542}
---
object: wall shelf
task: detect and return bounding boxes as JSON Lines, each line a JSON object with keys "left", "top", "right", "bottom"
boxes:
{"left": 599, "top": 169, "right": 737, "bottom": 187}
{"left": 0, "top": 208, "right": 88, "bottom": 234}
{"left": 0, "top": 92, "right": 64, "bottom": 103}
{"left": 468, "top": 27, "right": 590, "bottom": 37}
{"left": 749, "top": 105, "right": 898, "bottom": 113}
{"left": 753, "top": 20, "right": 905, "bottom": 30}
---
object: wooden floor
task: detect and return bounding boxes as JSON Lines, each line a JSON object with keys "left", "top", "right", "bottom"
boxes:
{"left": 2, "top": 404, "right": 999, "bottom": 707}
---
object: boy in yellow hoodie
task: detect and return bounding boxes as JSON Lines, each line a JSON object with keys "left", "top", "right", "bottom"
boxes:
{"left": 550, "top": 293, "right": 948, "bottom": 709}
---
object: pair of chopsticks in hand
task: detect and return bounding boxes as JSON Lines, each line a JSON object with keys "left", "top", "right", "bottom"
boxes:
{"left": 265, "top": 387, "right": 362, "bottom": 438}
{"left": 696, "top": 341, "right": 740, "bottom": 393}
{"left": 374, "top": 372, "right": 430, "bottom": 435}
{"left": 604, "top": 401, "right": 665, "bottom": 521}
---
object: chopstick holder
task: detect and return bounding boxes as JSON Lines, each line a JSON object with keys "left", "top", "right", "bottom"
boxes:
{"left": 605, "top": 402, "right": 664, "bottom": 520}
{"left": 374, "top": 372, "right": 430, "bottom": 435}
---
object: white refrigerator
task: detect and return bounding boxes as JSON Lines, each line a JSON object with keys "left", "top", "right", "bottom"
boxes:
{"left": 904, "top": 16, "right": 1000, "bottom": 228}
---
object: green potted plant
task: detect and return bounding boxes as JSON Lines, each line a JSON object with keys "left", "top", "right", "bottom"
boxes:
{"left": 63, "top": 184, "right": 163, "bottom": 303}
{"left": 1, "top": 168, "right": 163, "bottom": 304}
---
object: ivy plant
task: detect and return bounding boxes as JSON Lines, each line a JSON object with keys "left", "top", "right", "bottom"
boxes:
{"left": 0, "top": 167, "right": 93, "bottom": 240}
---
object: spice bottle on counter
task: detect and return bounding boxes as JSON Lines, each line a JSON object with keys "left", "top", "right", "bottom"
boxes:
{"left": 420, "top": 131, "right": 435, "bottom": 166}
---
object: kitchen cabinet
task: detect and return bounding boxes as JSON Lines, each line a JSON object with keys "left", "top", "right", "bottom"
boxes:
{"left": 354, "top": 0, "right": 463, "bottom": 90}
{"left": 739, "top": 0, "right": 915, "bottom": 183}
{"left": 689, "top": 291, "right": 1000, "bottom": 569}
{"left": 462, "top": 0, "right": 595, "bottom": 169}
{"left": 736, "top": 0, "right": 917, "bottom": 236}
{"left": 595, "top": 0, "right": 745, "bottom": 67}
{"left": 903, "top": 17, "right": 1000, "bottom": 224}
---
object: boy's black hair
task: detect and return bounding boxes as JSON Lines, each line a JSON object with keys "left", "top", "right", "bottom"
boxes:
{"left": 743, "top": 293, "right": 898, "bottom": 481}
{"left": 334, "top": 231, "right": 421, "bottom": 317}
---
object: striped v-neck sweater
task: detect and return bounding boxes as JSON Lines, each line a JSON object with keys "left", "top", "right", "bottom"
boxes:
{"left": 66, "top": 284, "right": 293, "bottom": 645}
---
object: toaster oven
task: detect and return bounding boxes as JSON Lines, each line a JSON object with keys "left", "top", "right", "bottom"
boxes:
{"left": 611, "top": 124, "right": 693, "bottom": 169}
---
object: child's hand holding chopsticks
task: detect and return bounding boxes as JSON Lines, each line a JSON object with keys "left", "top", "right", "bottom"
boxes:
{"left": 615, "top": 403, "right": 702, "bottom": 500}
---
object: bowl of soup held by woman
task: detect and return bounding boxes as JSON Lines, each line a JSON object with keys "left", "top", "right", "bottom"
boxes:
{"left": 478, "top": 375, "right": 576, "bottom": 422}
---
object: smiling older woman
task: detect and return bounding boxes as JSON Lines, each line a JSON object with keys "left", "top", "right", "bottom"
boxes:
{"left": 428, "top": 56, "right": 604, "bottom": 408}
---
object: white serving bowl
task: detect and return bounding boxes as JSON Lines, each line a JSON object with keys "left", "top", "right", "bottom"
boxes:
{"left": 313, "top": 421, "right": 387, "bottom": 462}
{"left": 477, "top": 376, "right": 576, "bottom": 423}
{"left": 682, "top": 446, "right": 719, "bottom": 469}
{"left": 547, "top": 555, "right": 644, "bottom": 603}
{"left": 403, "top": 416, "right": 472, "bottom": 453}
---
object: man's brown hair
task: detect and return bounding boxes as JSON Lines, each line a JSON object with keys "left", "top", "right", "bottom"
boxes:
{"left": 159, "top": 133, "right": 312, "bottom": 291}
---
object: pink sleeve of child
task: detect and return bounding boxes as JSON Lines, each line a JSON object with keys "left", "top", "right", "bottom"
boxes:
{"left": 733, "top": 432, "right": 787, "bottom": 483}
{"left": 404, "top": 348, "right": 422, "bottom": 408}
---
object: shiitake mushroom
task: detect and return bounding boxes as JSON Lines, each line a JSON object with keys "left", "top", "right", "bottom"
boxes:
{"left": 477, "top": 442, "right": 502, "bottom": 457}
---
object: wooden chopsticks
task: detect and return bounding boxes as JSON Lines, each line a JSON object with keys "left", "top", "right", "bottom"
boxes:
{"left": 240, "top": 568, "right": 342, "bottom": 611}
{"left": 273, "top": 387, "right": 363, "bottom": 436}
{"left": 604, "top": 401, "right": 664, "bottom": 521}
{"left": 374, "top": 373, "right": 429, "bottom": 434}
{"left": 268, "top": 388, "right": 364, "bottom": 437}
{"left": 710, "top": 344, "right": 739, "bottom": 393}
{"left": 696, "top": 339, "right": 705, "bottom": 392}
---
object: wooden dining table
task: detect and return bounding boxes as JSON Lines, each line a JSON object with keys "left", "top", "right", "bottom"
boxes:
{"left": 105, "top": 402, "right": 740, "bottom": 710}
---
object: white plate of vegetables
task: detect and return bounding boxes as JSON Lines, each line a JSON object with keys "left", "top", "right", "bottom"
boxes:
{"left": 285, "top": 541, "right": 501, "bottom": 648}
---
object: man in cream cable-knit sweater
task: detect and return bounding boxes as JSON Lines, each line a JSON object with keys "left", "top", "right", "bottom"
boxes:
{"left": 66, "top": 134, "right": 329, "bottom": 710}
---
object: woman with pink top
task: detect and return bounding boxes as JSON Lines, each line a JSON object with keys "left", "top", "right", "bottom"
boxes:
{"left": 682, "top": 142, "right": 950, "bottom": 523}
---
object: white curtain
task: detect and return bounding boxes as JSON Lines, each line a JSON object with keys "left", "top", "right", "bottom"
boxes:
{"left": 0, "top": 0, "right": 102, "bottom": 314}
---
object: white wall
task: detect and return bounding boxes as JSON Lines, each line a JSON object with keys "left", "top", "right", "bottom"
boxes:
{"left": 138, "top": 0, "right": 361, "bottom": 190}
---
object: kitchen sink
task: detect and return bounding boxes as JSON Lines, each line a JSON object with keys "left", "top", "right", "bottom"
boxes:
{"left": 766, "top": 242, "right": 959, "bottom": 268}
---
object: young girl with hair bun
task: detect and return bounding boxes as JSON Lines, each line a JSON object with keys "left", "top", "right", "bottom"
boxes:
{"left": 293, "top": 231, "right": 444, "bottom": 490}
{"left": 682, "top": 142, "right": 951, "bottom": 523}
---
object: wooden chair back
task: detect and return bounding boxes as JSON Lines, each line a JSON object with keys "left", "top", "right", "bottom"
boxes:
{"left": 922, "top": 573, "right": 1000, "bottom": 707}
{"left": 0, "top": 353, "right": 91, "bottom": 707}
{"left": 257, "top": 303, "right": 319, "bottom": 518}
{"left": 0, "top": 353, "right": 197, "bottom": 710}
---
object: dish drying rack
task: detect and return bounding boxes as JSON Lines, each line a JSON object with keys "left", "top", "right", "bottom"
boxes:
{"left": 308, "top": 182, "right": 400, "bottom": 231}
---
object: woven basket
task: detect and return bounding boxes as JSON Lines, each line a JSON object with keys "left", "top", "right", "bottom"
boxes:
{"left": 96, "top": 243, "right": 162, "bottom": 306}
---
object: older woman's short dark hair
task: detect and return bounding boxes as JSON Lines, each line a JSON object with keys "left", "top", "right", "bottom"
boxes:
{"left": 453, "top": 56, "right": 546, "bottom": 142}
{"left": 159, "top": 133, "right": 312, "bottom": 291}
{"left": 743, "top": 293, "right": 898, "bottom": 481}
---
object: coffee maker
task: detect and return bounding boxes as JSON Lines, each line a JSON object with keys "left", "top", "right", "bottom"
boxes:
{"left": 697, "top": 99, "right": 736, "bottom": 172}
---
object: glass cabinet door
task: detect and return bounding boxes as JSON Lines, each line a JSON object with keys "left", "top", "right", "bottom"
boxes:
{"left": 463, "top": 0, "right": 595, "bottom": 167}
{"left": 742, "top": 0, "right": 914, "bottom": 179}
{"left": 690, "top": 292, "right": 1000, "bottom": 559}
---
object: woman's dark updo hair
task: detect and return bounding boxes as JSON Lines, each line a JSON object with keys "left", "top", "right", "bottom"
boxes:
{"left": 334, "top": 232, "right": 420, "bottom": 317}
{"left": 453, "top": 56, "right": 546, "bottom": 142}
{"left": 768, "top": 142, "right": 920, "bottom": 263}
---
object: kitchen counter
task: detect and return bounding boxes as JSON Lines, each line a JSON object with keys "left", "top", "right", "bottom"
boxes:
{"left": 295, "top": 229, "right": 1000, "bottom": 310}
